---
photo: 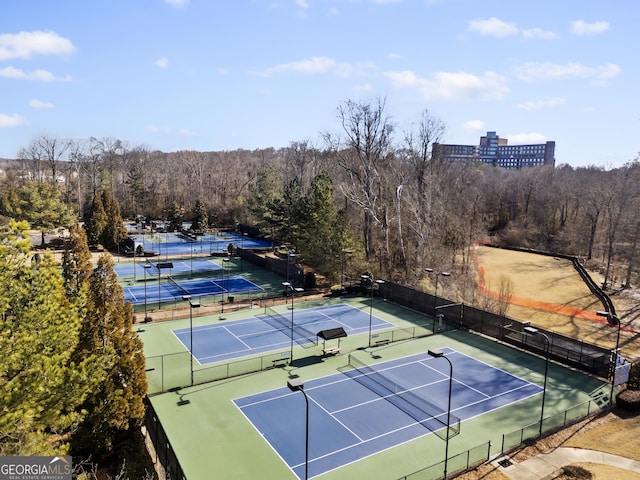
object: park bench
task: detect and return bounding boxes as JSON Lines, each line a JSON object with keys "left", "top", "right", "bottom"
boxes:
{"left": 322, "top": 346, "right": 341, "bottom": 356}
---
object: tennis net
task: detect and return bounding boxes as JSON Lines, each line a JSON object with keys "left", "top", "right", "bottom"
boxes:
{"left": 167, "top": 276, "right": 190, "bottom": 297}
{"left": 262, "top": 306, "right": 318, "bottom": 346}
{"left": 348, "top": 353, "right": 460, "bottom": 439}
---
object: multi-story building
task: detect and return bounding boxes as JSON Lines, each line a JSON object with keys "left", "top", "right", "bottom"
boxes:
{"left": 433, "top": 131, "right": 555, "bottom": 169}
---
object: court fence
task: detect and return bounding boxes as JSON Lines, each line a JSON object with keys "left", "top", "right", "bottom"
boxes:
{"left": 145, "top": 398, "right": 186, "bottom": 480}
{"left": 145, "top": 318, "right": 437, "bottom": 395}
{"left": 378, "top": 281, "right": 613, "bottom": 379}
{"left": 146, "top": 349, "right": 293, "bottom": 395}
{"left": 397, "top": 397, "right": 604, "bottom": 480}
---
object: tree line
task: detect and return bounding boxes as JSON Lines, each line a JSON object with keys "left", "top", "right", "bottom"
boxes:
{"left": 2, "top": 98, "right": 639, "bottom": 298}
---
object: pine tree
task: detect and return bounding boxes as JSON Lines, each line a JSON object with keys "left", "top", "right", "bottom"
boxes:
{"left": 0, "top": 182, "right": 75, "bottom": 246}
{"left": 0, "top": 220, "right": 103, "bottom": 455}
{"left": 191, "top": 198, "right": 208, "bottom": 232}
{"left": 101, "top": 189, "right": 128, "bottom": 250}
{"left": 72, "top": 254, "right": 147, "bottom": 453}
{"left": 62, "top": 222, "right": 93, "bottom": 298}
{"left": 85, "top": 191, "right": 107, "bottom": 247}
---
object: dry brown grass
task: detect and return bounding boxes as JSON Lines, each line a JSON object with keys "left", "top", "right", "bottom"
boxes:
{"left": 475, "top": 246, "right": 640, "bottom": 360}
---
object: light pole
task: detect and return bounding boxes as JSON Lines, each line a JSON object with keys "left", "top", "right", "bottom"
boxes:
{"left": 523, "top": 325, "right": 550, "bottom": 437}
{"left": 156, "top": 262, "right": 173, "bottom": 310}
{"left": 425, "top": 268, "right": 451, "bottom": 309}
{"left": 133, "top": 240, "right": 136, "bottom": 280}
{"left": 341, "top": 249, "right": 353, "bottom": 291}
{"left": 287, "top": 379, "right": 309, "bottom": 480}
{"left": 182, "top": 295, "right": 200, "bottom": 386}
{"left": 597, "top": 310, "right": 622, "bottom": 404}
{"left": 361, "top": 275, "right": 384, "bottom": 348}
{"left": 143, "top": 262, "right": 152, "bottom": 321}
{"left": 283, "top": 281, "right": 303, "bottom": 363}
{"left": 428, "top": 349, "right": 453, "bottom": 480}
{"left": 221, "top": 257, "right": 230, "bottom": 313}
{"left": 286, "top": 252, "right": 297, "bottom": 303}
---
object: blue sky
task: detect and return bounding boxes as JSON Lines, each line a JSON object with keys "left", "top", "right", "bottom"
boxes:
{"left": 1, "top": 1, "right": 637, "bottom": 168}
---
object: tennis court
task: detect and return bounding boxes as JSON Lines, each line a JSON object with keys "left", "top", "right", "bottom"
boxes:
{"left": 132, "top": 231, "right": 271, "bottom": 256}
{"left": 123, "top": 275, "right": 262, "bottom": 305}
{"left": 114, "top": 258, "right": 222, "bottom": 279}
{"left": 235, "top": 348, "right": 542, "bottom": 479}
{"left": 172, "top": 303, "right": 394, "bottom": 364}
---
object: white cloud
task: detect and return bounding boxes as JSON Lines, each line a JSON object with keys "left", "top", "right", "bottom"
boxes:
{"left": 0, "top": 113, "right": 28, "bottom": 127}
{"left": 354, "top": 83, "right": 375, "bottom": 93}
{"left": 29, "top": 99, "right": 54, "bottom": 109}
{"left": 507, "top": 133, "right": 548, "bottom": 145}
{"left": 372, "top": 0, "right": 403, "bottom": 3}
{"left": 463, "top": 120, "right": 486, "bottom": 134}
{"left": 177, "top": 128, "right": 197, "bottom": 137}
{"left": 468, "top": 17, "right": 519, "bottom": 37}
{"left": 145, "top": 124, "right": 171, "bottom": 134}
{"left": 154, "top": 57, "right": 169, "bottom": 68}
{"left": 522, "top": 28, "right": 558, "bottom": 40}
{"left": 255, "top": 56, "right": 374, "bottom": 77}
{"left": 385, "top": 69, "right": 509, "bottom": 101}
{"left": 258, "top": 56, "right": 336, "bottom": 76}
{"left": 513, "top": 61, "right": 622, "bottom": 82}
{"left": 0, "top": 66, "right": 71, "bottom": 82}
{"left": 217, "top": 67, "right": 229, "bottom": 75}
{"left": 516, "top": 97, "right": 566, "bottom": 111}
{"left": 296, "top": 0, "right": 310, "bottom": 8}
{"left": 469, "top": 18, "right": 558, "bottom": 40}
{"left": 0, "top": 30, "right": 75, "bottom": 61}
{"left": 165, "top": 0, "right": 189, "bottom": 8}
{"left": 571, "top": 20, "right": 609, "bottom": 36}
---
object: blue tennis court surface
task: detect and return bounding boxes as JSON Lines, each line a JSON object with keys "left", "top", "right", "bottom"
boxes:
{"left": 172, "top": 304, "right": 394, "bottom": 364}
{"left": 114, "top": 258, "right": 222, "bottom": 279}
{"left": 131, "top": 231, "right": 271, "bottom": 256}
{"left": 123, "top": 275, "right": 262, "bottom": 305}
{"left": 235, "top": 349, "right": 543, "bottom": 479}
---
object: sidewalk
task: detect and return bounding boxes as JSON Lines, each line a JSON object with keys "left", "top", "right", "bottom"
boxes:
{"left": 494, "top": 447, "right": 640, "bottom": 480}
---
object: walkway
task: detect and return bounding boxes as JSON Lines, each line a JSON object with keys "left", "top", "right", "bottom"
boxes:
{"left": 494, "top": 447, "right": 640, "bottom": 480}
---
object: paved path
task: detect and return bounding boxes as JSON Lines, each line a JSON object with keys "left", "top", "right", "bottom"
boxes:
{"left": 494, "top": 447, "right": 640, "bottom": 480}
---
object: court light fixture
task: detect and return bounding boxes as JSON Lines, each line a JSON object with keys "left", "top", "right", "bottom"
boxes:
{"left": 287, "top": 379, "right": 309, "bottom": 480}
{"left": 283, "top": 281, "right": 303, "bottom": 363}
{"left": 183, "top": 294, "right": 201, "bottom": 386}
{"left": 522, "top": 325, "right": 550, "bottom": 437}
{"left": 425, "top": 269, "right": 451, "bottom": 309}
{"left": 361, "top": 275, "right": 384, "bottom": 348}
{"left": 427, "top": 349, "right": 453, "bottom": 480}
{"left": 596, "top": 310, "right": 623, "bottom": 405}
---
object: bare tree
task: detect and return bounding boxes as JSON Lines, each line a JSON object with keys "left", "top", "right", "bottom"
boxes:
{"left": 17, "top": 135, "right": 71, "bottom": 184}
{"left": 323, "top": 97, "right": 395, "bottom": 260}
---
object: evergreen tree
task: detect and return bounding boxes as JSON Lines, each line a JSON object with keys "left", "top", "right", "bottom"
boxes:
{"left": 62, "top": 222, "right": 93, "bottom": 298}
{"left": 0, "top": 220, "right": 102, "bottom": 455}
{"left": 72, "top": 254, "right": 147, "bottom": 454}
{"left": 85, "top": 191, "right": 108, "bottom": 247}
{"left": 300, "top": 172, "right": 354, "bottom": 277}
{"left": 84, "top": 189, "right": 127, "bottom": 250}
{"left": 247, "top": 165, "right": 284, "bottom": 236}
{"left": 0, "top": 182, "right": 75, "bottom": 246}
{"left": 191, "top": 198, "right": 208, "bottom": 232}
{"left": 167, "top": 202, "right": 184, "bottom": 232}
{"left": 101, "top": 189, "right": 128, "bottom": 250}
